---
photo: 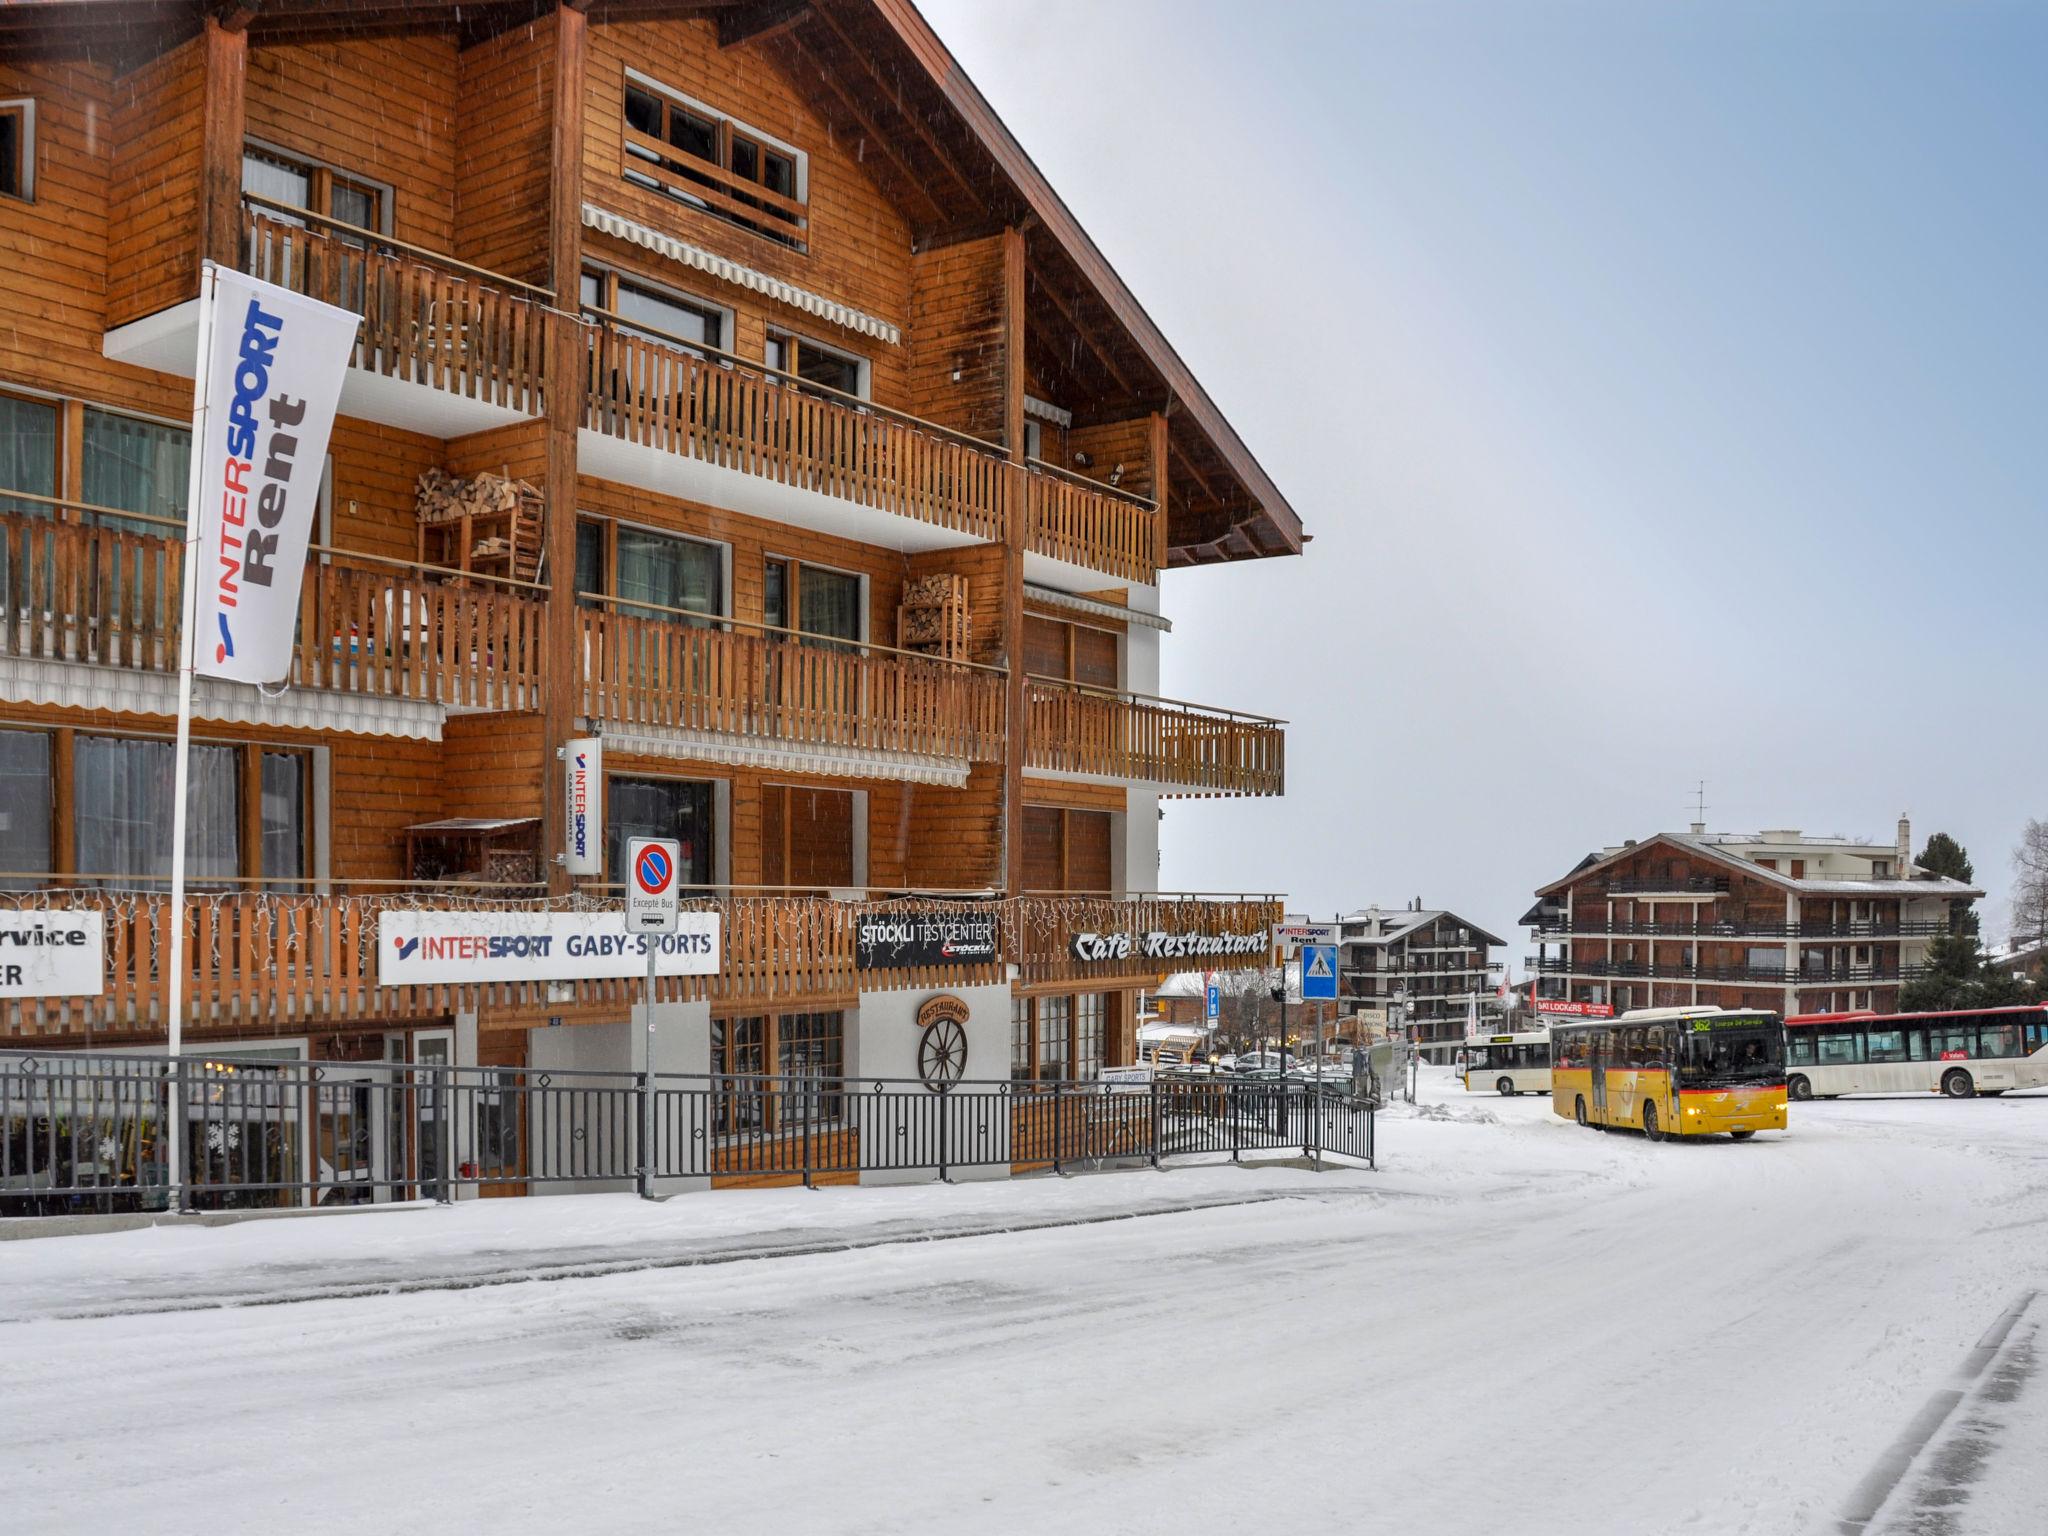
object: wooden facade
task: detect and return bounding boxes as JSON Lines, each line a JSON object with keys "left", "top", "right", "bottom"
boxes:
{"left": 0, "top": 3, "right": 1301, "bottom": 1087}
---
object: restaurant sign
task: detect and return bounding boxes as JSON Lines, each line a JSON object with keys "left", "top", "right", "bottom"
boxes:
{"left": 856, "top": 909, "right": 1000, "bottom": 970}
{"left": 0, "top": 911, "right": 105, "bottom": 999}
{"left": 379, "top": 910, "right": 720, "bottom": 987}
{"left": 1069, "top": 929, "right": 1269, "bottom": 963}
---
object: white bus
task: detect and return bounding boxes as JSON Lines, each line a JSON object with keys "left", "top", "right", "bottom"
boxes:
{"left": 1462, "top": 1030, "right": 1552, "bottom": 1097}
{"left": 1784, "top": 1005, "right": 2048, "bottom": 1100}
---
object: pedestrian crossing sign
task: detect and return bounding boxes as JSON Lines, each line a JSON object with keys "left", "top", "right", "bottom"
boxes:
{"left": 1302, "top": 943, "right": 1337, "bottom": 1001}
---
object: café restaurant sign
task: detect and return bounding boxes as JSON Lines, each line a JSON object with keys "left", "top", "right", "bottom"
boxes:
{"left": 0, "top": 911, "right": 105, "bottom": 999}
{"left": 1069, "top": 929, "right": 1268, "bottom": 963}
{"left": 856, "top": 909, "right": 999, "bottom": 970}
{"left": 379, "top": 910, "right": 720, "bottom": 987}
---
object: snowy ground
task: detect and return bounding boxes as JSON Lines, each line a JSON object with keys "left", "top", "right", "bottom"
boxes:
{"left": 3, "top": 1066, "right": 2044, "bottom": 1536}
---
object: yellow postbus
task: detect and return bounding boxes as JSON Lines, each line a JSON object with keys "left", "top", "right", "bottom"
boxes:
{"left": 1550, "top": 1006, "right": 1787, "bottom": 1141}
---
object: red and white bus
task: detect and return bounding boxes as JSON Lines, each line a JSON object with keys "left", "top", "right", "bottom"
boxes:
{"left": 1784, "top": 1005, "right": 2048, "bottom": 1100}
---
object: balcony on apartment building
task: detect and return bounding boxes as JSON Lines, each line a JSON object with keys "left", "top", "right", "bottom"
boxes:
{"left": 578, "top": 308, "right": 1161, "bottom": 588}
{"left": 100, "top": 199, "right": 1166, "bottom": 590}
{"left": 1532, "top": 917, "right": 1943, "bottom": 941}
{"left": 0, "top": 887, "right": 1283, "bottom": 1039}
{"left": 1532, "top": 956, "right": 1926, "bottom": 986}
{"left": 1597, "top": 875, "right": 1733, "bottom": 897}
{"left": 0, "top": 490, "right": 545, "bottom": 736}
{"left": 1023, "top": 677, "right": 1284, "bottom": 797}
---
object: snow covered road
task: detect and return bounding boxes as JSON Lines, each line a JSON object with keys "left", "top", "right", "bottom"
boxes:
{"left": 3, "top": 1069, "right": 2044, "bottom": 1536}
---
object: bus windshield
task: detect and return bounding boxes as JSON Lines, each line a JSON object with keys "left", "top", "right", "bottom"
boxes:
{"left": 1679, "top": 1024, "right": 1782, "bottom": 1087}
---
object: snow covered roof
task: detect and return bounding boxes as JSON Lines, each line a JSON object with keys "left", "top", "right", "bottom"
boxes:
{"left": 1338, "top": 907, "right": 1507, "bottom": 949}
{"left": 1535, "top": 832, "right": 1983, "bottom": 902}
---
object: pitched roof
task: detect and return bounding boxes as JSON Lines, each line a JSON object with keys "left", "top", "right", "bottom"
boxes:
{"left": 1533, "top": 832, "right": 1985, "bottom": 901}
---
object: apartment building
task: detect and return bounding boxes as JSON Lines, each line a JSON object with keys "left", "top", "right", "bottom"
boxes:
{"left": 1527, "top": 819, "right": 1979, "bottom": 1018}
{"left": 1339, "top": 902, "right": 1506, "bottom": 1057}
{"left": 0, "top": 1, "right": 1299, "bottom": 1188}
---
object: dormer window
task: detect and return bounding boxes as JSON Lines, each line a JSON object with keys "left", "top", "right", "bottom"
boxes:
{"left": 622, "top": 72, "right": 808, "bottom": 253}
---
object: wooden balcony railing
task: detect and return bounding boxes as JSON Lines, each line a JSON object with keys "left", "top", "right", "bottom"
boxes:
{"left": 241, "top": 197, "right": 550, "bottom": 417}
{"left": 0, "top": 497, "right": 546, "bottom": 713}
{"left": 581, "top": 313, "right": 1162, "bottom": 582}
{"left": 578, "top": 598, "right": 1005, "bottom": 763}
{"left": 0, "top": 890, "right": 1281, "bottom": 1038}
{"left": 1025, "top": 678, "right": 1285, "bottom": 796}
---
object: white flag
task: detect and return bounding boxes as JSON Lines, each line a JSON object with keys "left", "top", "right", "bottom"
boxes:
{"left": 190, "top": 267, "right": 358, "bottom": 684}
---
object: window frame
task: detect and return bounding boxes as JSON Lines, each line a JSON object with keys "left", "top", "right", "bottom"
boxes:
{"left": 581, "top": 263, "right": 735, "bottom": 359}
{"left": 620, "top": 68, "right": 810, "bottom": 251}
{"left": 711, "top": 1009, "right": 846, "bottom": 1133}
{"left": 762, "top": 553, "right": 867, "bottom": 647}
{"left": 0, "top": 99, "right": 35, "bottom": 203}
{"left": 241, "top": 137, "right": 394, "bottom": 236}
{"left": 764, "top": 328, "right": 870, "bottom": 403}
{"left": 1012, "top": 992, "right": 1113, "bottom": 1083}
{"left": 603, "top": 770, "right": 724, "bottom": 891}
{"left": 575, "top": 510, "right": 730, "bottom": 626}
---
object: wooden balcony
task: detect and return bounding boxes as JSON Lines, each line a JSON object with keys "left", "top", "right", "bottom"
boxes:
{"left": 580, "top": 313, "right": 1161, "bottom": 584}
{"left": 241, "top": 198, "right": 549, "bottom": 419}
{"left": 578, "top": 600, "right": 1005, "bottom": 766}
{"left": 1025, "top": 679, "right": 1285, "bottom": 796}
{"left": 0, "top": 498, "right": 547, "bottom": 718}
{"left": 0, "top": 890, "right": 1281, "bottom": 1039}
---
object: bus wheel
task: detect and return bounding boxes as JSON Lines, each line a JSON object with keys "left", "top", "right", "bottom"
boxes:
{"left": 1942, "top": 1069, "right": 1974, "bottom": 1099}
{"left": 1788, "top": 1074, "right": 1812, "bottom": 1102}
{"left": 1497, "top": 1077, "right": 1515, "bottom": 1097}
{"left": 1642, "top": 1101, "right": 1663, "bottom": 1142}
{"left": 1730, "top": 1129, "right": 1756, "bottom": 1141}
{"left": 1574, "top": 1096, "right": 1588, "bottom": 1128}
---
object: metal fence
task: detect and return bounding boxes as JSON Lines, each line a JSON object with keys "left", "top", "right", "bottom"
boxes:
{"left": 0, "top": 1050, "right": 1374, "bottom": 1215}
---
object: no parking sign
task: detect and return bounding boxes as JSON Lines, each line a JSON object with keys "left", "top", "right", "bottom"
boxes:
{"left": 626, "top": 837, "right": 681, "bottom": 934}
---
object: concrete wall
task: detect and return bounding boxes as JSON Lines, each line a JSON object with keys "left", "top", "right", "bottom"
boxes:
{"left": 850, "top": 981, "right": 1013, "bottom": 1185}
{"left": 526, "top": 1003, "right": 711, "bottom": 1196}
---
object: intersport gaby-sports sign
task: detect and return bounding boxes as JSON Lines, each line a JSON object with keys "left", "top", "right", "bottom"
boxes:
{"left": 191, "top": 267, "right": 358, "bottom": 684}
{"left": 378, "top": 910, "right": 722, "bottom": 987}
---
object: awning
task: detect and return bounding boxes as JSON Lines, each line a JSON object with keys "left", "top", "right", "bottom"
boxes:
{"left": 1024, "top": 583, "right": 1171, "bottom": 631}
{"left": 583, "top": 204, "right": 903, "bottom": 345}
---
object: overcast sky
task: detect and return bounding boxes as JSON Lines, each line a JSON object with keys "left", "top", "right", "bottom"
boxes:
{"left": 922, "top": 0, "right": 2048, "bottom": 962}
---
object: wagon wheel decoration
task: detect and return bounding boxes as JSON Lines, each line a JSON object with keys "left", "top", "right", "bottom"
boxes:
{"left": 917, "top": 1018, "right": 969, "bottom": 1091}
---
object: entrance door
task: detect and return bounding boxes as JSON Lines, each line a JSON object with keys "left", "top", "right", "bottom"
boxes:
{"left": 1590, "top": 1036, "right": 1609, "bottom": 1121}
{"left": 313, "top": 1067, "right": 388, "bottom": 1205}
{"left": 382, "top": 1029, "right": 453, "bottom": 1200}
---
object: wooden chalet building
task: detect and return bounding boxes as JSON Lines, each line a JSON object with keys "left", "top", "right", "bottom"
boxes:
{"left": 0, "top": 1, "right": 1300, "bottom": 1174}
{"left": 1526, "top": 819, "right": 1981, "bottom": 1019}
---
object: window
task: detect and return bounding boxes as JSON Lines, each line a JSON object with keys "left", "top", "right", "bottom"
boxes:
{"left": 1816, "top": 1031, "right": 1861, "bottom": 1066}
{"left": 1022, "top": 806, "right": 1113, "bottom": 894}
{"left": 1787, "top": 1031, "right": 1815, "bottom": 1067}
{"left": 582, "top": 268, "right": 728, "bottom": 355}
{"left": 1037, "top": 995, "right": 1072, "bottom": 1080}
{"left": 83, "top": 408, "right": 189, "bottom": 532}
{"left": 765, "top": 331, "right": 866, "bottom": 400}
{"left": 778, "top": 1010, "right": 844, "bottom": 1114}
{"left": 1011, "top": 996, "right": 1032, "bottom": 1081}
{"left": 261, "top": 751, "right": 308, "bottom": 886}
{"left": 621, "top": 75, "right": 807, "bottom": 251}
{"left": 0, "top": 390, "right": 57, "bottom": 524}
{"left": 241, "top": 145, "right": 387, "bottom": 233}
{"left": 1074, "top": 994, "right": 1105, "bottom": 1081}
{"left": 75, "top": 735, "right": 239, "bottom": 888}
{"left": 712, "top": 1015, "right": 767, "bottom": 1133}
{"left": 714, "top": 1011, "right": 843, "bottom": 1131}
{"left": 0, "top": 728, "right": 51, "bottom": 889}
{"left": 1, "top": 99, "right": 34, "bottom": 202}
{"left": 607, "top": 775, "right": 716, "bottom": 889}
{"left": 764, "top": 558, "right": 861, "bottom": 647}
{"left": 1024, "top": 613, "right": 1119, "bottom": 689}
{"left": 1865, "top": 1030, "right": 1907, "bottom": 1064}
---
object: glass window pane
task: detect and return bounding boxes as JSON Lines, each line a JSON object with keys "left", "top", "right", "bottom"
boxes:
{"left": 798, "top": 565, "right": 860, "bottom": 643}
{"left": 579, "top": 270, "right": 604, "bottom": 310}
{"left": 74, "top": 735, "right": 238, "bottom": 888}
{"left": 730, "top": 137, "right": 758, "bottom": 182}
{"left": 0, "top": 110, "right": 20, "bottom": 200}
{"left": 260, "top": 751, "right": 305, "bottom": 885}
{"left": 616, "top": 281, "right": 723, "bottom": 352}
{"left": 83, "top": 409, "right": 190, "bottom": 532}
{"left": 0, "top": 392, "right": 57, "bottom": 514}
{"left": 615, "top": 526, "right": 720, "bottom": 621}
{"left": 670, "top": 109, "right": 718, "bottom": 163}
{"left": 1074, "top": 993, "right": 1104, "bottom": 1081}
{"left": 0, "top": 728, "right": 51, "bottom": 890}
{"left": 330, "top": 180, "right": 376, "bottom": 232}
{"left": 1011, "top": 996, "right": 1032, "bottom": 1081}
{"left": 624, "top": 87, "right": 662, "bottom": 139}
{"left": 605, "top": 775, "right": 714, "bottom": 889}
{"left": 794, "top": 343, "right": 862, "bottom": 399}
{"left": 574, "top": 521, "right": 604, "bottom": 605}
{"left": 712, "top": 1016, "right": 766, "bottom": 1133}
{"left": 763, "top": 152, "right": 794, "bottom": 198}
{"left": 1038, "top": 996, "right": 1071, "bottom": 1079}
{"left": 1866, "top": 1030, "right": 1906, "bottom": 1064}
{"left": 242, "top": 148, "right": 310, "bottom": 210}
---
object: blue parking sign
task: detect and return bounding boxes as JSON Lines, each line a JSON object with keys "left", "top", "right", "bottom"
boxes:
{"left": 1205, "top": 982, "right": 1220, "bottom": 1020}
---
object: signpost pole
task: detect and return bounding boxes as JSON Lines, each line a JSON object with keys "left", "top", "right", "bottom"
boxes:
{"left": 640, "top": 936, "right": 657, "bottom": 1200}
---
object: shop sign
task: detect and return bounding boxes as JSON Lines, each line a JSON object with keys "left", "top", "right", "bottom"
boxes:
{"left": 0, "top": 912, "right": 104, "bottom": 999}
{"left": 379, "top": 910, "right": 720, "bottom": 987}
{"left": 1069, "top": 929, "right": 1269, "bottom": 963}
{"left": 563, "top": 737, "right": 603, "bottom": 877}
{"left": 1535, "top": 998, "right": 1615, "bottom": 1018}
{"left": 855, "top": 910, "right": 999, "bottom": 969}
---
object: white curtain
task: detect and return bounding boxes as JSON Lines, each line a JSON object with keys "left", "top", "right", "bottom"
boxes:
{"left": 74, "top": 736, "right": 238, "bottom": 887}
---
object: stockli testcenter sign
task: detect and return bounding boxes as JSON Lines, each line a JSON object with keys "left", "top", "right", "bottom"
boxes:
{"left": 855, "top": 909, "right": 1000, "bottom": 969}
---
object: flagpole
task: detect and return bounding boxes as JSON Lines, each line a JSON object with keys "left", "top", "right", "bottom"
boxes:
{"left": 165, "top": 262, "right": 220, "bottom": 1213}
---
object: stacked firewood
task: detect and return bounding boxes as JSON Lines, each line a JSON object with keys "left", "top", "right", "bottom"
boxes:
{"left": 414, "top": 469, "right": 544, "bottom": 582}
